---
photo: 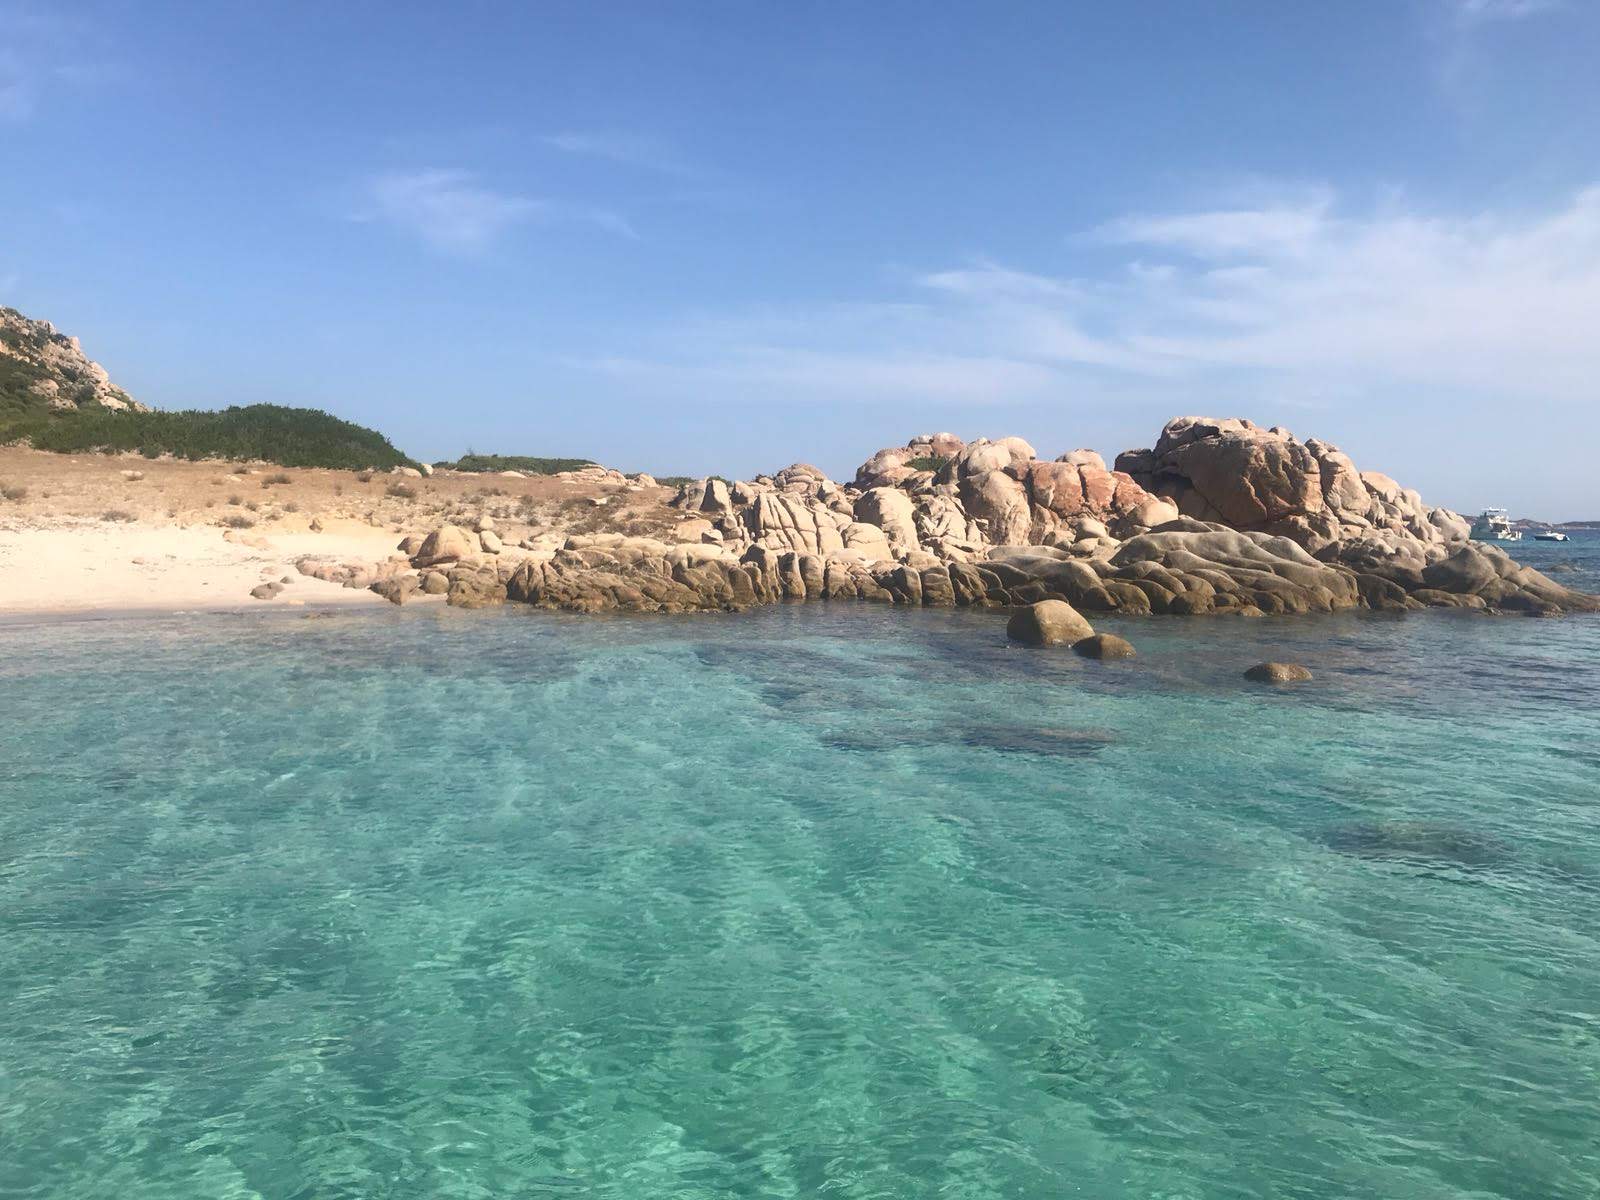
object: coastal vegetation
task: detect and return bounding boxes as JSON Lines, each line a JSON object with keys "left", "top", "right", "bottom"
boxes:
{"left": 434, "top": 453, "right": 595, "bottom": 475}
{"left": 0, "top": 404, "right": 417, "bottom": 470}
{"left": 2, "top": 307, "right": 416, "bottom": 470}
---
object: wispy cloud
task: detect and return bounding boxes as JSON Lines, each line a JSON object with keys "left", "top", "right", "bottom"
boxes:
{"left": 0, "top": 6, "right": 117, "bottom": 121}
{"left": 1092, "top": 193, "right": 1334, "bottom": 259}
{"left": 354, "top": 168, "right": 637, "bottom": 253}
{"left": 541, "top": 131, "right": 696, "bottom": 176}
{"left": 1432, "top": 0, "right": 1566, "bottom": 107}
{"left": 570, "top": 185, "right": 1600, "bottom": 413}
{"left": 1451, "top": 0, "right": 1561, "bottom": 23}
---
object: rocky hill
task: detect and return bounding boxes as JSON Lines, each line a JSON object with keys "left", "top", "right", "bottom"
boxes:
{"left": 0, "top": 307, "right": 144, "bottom": 415}
{"left": 0, "top": 307, "right": 414, "bottom": 470}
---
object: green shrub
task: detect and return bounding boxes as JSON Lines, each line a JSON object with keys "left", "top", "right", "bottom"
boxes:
{"left": 905, "top": 455, "right": 950, "bottom": 473}
{"left": 436, "top": 453, "right": 595, "bottom": 475}
{"left": 0, "top": 404, "right": 415, "bottom": 471}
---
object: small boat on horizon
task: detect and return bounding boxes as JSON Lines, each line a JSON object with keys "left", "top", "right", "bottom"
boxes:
{"left": 1470, "top": 508, "right": 1523, "bottom": 542}
{"left": 1534, "top": 530, "right": 1570, "bottom": 542}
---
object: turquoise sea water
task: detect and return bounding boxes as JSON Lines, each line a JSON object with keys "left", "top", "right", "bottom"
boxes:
{"left": 3, "top": 536, "right": 1599, "bottom": 1199}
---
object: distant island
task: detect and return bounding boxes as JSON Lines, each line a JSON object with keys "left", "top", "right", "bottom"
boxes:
{"left": 1513, "top": 519, "right": 1600, "bottom": 531}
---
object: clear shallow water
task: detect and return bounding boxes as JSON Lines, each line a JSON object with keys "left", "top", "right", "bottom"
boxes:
{"left": 3, "top": 538, "right": 1599, "bottom": 1199}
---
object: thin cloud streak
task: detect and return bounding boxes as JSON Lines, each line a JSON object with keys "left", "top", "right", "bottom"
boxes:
{"left": 355, "top": 168, "right": 637, "bottom": 253}
{"left": 572, "top": 186, "right": 1600, "bottom": 412}
{"left": 1451, "top": 0, "right": 1562, "bottom": 23}
{"left": 542, "top": 131, "right": 697, "bottom": 176}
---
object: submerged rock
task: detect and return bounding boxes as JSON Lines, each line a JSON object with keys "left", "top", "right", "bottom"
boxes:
{"left": 1244, "top": 662, "right": 1313, "bottom": 684}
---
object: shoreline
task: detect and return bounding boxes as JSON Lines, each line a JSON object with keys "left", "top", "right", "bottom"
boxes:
{"left": 3, "top": 428, "right": 1597, "bottom": 625}
{"left": 0, "top": 519, "right": 400, "bottom": 619}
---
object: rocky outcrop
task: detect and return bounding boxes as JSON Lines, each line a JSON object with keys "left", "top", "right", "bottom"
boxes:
{"left": 841, "top": 433, "right": 1167, "bottom": 559}
{"left": 390, "top": 508, "right": 1594, "bottom": 618}
{"left": 0, "top": 307, "right": 145, "bottom": 412}
{"left": 398, "top": 415, "right": 1596, "bottom": 620}
{"left": 1115, "top": 417, "right": 1471, "bottom": 554}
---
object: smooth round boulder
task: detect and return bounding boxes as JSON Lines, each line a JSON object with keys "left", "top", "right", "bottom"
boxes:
{"left": 414, "top": 523, "right": 477, "bottom": 566}
{"left": 1006, "top": 599, "right": 1095, "bottom": 646}
{"left": 1073, "top": 633, "right": 1136, "bottom": 660}
{"left": 1244, "top": 662, "right": 1313, "bottom": 684}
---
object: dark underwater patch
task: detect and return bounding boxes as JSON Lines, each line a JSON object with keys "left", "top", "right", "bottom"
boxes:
{"left": 817, "top": 727, "right": 937, "bottom": 753}
{"left": 957, "top": 724, "right": 1118, "bottom": 758}
{"left": 1321, "top": 821, "right": 1511, "bottom": 872}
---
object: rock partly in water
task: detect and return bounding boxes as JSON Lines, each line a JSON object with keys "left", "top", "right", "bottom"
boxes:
{"left": 1244, "top": 662, "right": 1314, "bottom": 684}
{"left": 371, "top": 574, "right": 420, "bottom": 605}
{"left": 1073, "top": 633, "right": 1137, "bottom": 659}
{"left": 1006, "top": 599, "right": 1095, "bottom": 646}
{"left": 390, "top": 418, "right": 1598, "bottom": 623}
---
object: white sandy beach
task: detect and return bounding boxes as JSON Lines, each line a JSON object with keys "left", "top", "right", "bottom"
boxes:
{"left": 0, "top": 520, "right": 404, "bottom": 617}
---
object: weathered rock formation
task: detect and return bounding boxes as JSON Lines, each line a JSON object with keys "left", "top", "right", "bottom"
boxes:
{"left": 1114, "top": 417, "right": 1470, "bottom": 553}
{"left": 382, "top": 416, "right": 1595, "bottom": 619}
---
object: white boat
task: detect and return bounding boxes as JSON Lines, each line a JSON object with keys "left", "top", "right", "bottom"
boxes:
{"left": 1534, "top": 530, "right": 1570, "bottom": 542}
{"left": 1469, "top": 508, "right": 1522, "bottom": 542}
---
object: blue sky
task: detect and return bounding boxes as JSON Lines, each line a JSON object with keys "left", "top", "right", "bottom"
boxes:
{"left": 4, "top": 1, "right": 1599, "bottom": 515}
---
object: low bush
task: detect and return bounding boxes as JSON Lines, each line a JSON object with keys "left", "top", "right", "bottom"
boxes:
{"left": 436, "top": 453, "right": 594, "bottom": 475}
{"left": 0, "top": 404, "right": 415, "bottom": 471}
